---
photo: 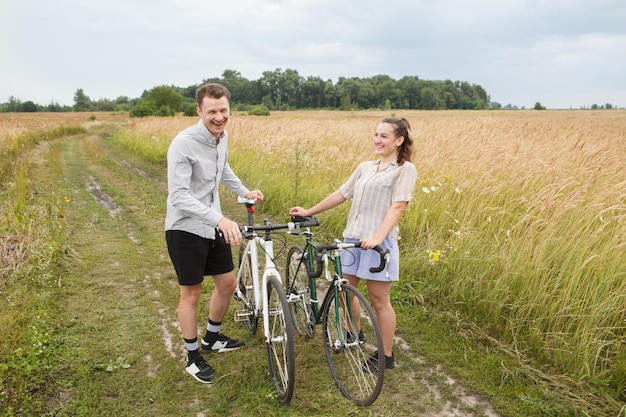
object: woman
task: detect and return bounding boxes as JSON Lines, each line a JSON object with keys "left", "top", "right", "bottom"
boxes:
{"left": 289, "top": 117, "right": 417, "bottom": 371}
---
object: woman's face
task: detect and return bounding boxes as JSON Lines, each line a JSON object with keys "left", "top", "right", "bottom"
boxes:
{"left": 373, "top": 122, "right": 403, "bottom": 158}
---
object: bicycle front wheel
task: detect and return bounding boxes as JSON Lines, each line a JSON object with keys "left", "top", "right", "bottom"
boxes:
{"left": 237, "top": 243, "right": 258, "bottom": 334}
{"left": 285, "top": 245, "right": 315, "bottom": 339}
{"left": 322, "top": 283, "right": 384, "bottom": 406}
{"left": 266, "top": 276, "right": 296, "bottom": 405}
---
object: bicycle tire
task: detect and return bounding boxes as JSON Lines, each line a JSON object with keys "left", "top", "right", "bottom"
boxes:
{"left": 237, "top": 243, "right": 258, "bottom": 334}
{"left": 322, "top": 283, "right": 384, "bottom": 406}
{"left": 285, "top": 245, "right": 315, "bottom": 339}
{"left": 266, "top": 276, "right": 296, "bottom": 405}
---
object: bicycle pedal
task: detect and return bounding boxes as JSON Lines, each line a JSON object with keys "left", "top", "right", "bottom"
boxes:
{"left": 234, "top": 309, "right": 253, "bottom": 322}
{"left": 268, "top": 308, "right": 283, "bottom": 317}
{"left": 332, "top": 339, "right": 345, "bottom": 350}
{"left": 287, "top": 293, "right": 301, "bottom": 303}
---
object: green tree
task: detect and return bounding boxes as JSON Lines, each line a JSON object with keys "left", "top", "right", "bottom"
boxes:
{"left": 21, "top": 101, "right": 38, "bottom": 112}
{"left": 220, "top": 69, "right": 256, "bottom": 104}
{"left": 183, "top": 102, "right": 197, "bottom": 116}
{"left": 47, "top": 101, "right": 63, "bottom": 112}
{"left": 300, "top": 76, "right": 326, "bottom": 108}
{"left": 419, "top": 87, "right": 439, "bottom": 110}
{"left": 396, "top": 76, "right": 421, "bottom": 109}
{"left": 73, "top": 88, "right": 92, "bottom": 111}
{"left": 145, "top": 85, "right": 183, "bottom": 115}
{"left": 336, "top": 78, "right": 362, "bottom": 109}
{"left": 6, "top": 96, "right": 22, "bottom": 112}
{"left": 323, "top": 81, "right": 338, "bottom": 108}
{"left": 95, "top": 98, "right": 116, "bottom": 112}
{"left": 129, "top": 99, "right": 156, "bottom": 117}
{"left": 339, "top": 95, "right": 352, "bottom": 111}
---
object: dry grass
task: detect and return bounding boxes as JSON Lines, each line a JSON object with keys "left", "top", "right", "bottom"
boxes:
{"left": 110, "top": 109, "right": 626, "bottom": 401}
{"left": 0, "top": 112, "right": 128, "bottom": 140}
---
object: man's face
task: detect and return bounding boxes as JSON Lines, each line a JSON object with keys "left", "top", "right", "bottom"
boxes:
{"left": 197, "top": 95, "right": 230, "bottom": 138}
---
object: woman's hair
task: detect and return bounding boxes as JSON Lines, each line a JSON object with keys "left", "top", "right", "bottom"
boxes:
{"left": 196, "top": 83, "right": 231, "bottom": 106}
{"left": 381, "top": 117, "right": 414, "bottom": 164}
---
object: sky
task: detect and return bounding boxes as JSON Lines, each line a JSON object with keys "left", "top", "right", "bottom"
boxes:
{"left": 1, "top": 0, "right": 625, "bottom": 109}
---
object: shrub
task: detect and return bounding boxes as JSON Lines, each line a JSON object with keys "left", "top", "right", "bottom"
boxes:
{"left": 129, "top": 99, "right": 156, "bottom": 118}
{"left": 247, "top": 105, "right": 270, "bottom": 116}
{"left": 183, "top": 102, "right": 197, "bottom": 116}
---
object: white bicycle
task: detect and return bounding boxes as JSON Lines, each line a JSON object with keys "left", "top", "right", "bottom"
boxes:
{"left": 233, "top": 196, "right": 310, "bottom": 405}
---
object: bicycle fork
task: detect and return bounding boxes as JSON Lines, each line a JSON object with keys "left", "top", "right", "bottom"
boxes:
{"left": 260, "top": 239, "right": 285, "bottom": 345}
{"left": 234, "top": 240, "right": 261, "bottom": 323}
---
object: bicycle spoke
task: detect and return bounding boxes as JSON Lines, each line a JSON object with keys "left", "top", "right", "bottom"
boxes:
{"left": 286, "top": 245, "right": 315, "bottom": 338}
{"left": 235, "top": 243, "right": 258, "bottom": 334}
{"left": 322, "top": 284, "right": 384, "bottom": 406}
{"left": 266, "top": 276, "right": 295, "bottom": 405}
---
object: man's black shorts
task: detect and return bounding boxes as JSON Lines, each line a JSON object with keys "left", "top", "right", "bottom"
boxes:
{"left": 166, "top": 229, "right": 234, "bottom": 286}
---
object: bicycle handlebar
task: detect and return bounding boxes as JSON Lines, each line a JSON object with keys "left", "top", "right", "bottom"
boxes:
{"left": 288, "top": 215, "right": 320, "bottom": 230}
{"left": 308, "top": 242, "right": 389, "bottom": 279}
{"left": 239, "top": 218, "right": 319, "bottom": 235}
{"left": 236, "top": 197, "right": 320, "bottom": 237}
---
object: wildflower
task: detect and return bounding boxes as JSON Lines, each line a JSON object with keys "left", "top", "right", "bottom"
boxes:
{"left": 64, "top": 196, "right": 71, "bottom": 203}
{"left": 422, "top": 187, "right": 430, "bottom": 194}
{"left": 428, "top": 250, "right": 440, "bottom": 264}
{"left": 445, "top": 173, "right": 452, "bottom": 180}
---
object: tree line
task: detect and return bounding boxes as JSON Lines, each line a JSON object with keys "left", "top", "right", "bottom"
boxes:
{"left": 1, "top": 68, "right": 494, "bottom": 115}
{"left": 3, "top": 68, "right": 620, "bottom": 114}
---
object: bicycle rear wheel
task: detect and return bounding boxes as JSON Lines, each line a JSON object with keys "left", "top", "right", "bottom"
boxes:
{"left": 322, "top": 283, "right": 384, "bottom": 406}
{"left": 266, "top": 276, "right": 296, "bottom": 404}
{"left": 285, "top": 245, "right": 315, "bottom": 339}
{"left": 237, "top": 243, "right": 258, "bottom": 334}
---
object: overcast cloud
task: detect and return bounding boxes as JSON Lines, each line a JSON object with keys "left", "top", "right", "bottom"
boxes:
{"left": 2, "top": 0, "right": 625, "bottom": 109}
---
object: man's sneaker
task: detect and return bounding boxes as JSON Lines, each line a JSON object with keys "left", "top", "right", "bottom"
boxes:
{"left": 362, "top": 350, "right": 395, "bottom": 373}
{"left": 200, "top": 333, "right": 243, "bottom": 354}
{"left": 186, "top": 356, "right": 215, "bottom": 384}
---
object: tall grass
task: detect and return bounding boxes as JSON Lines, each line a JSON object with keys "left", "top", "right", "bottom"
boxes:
{"left": 108, "top": 110, "right": 626, "bottom": 399}
{"left": 0, "top": 117, "right": 84, "bottom": 414}
{"left": 0, "top": 160, "right": 73, "bottom": 414}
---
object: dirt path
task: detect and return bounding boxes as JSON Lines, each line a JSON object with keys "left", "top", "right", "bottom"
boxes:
{"left": 42, "top": 131, "right": 503, "bottom": 416}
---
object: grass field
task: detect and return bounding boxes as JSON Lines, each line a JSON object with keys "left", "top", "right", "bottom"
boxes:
{"left": 1, "top": 109, "right": 625, "bottom": 416}
{"left": 111, "top": 109, "right": 626, "bottom": 398}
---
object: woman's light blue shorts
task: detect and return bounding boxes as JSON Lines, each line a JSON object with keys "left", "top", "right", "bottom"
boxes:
{"left": 340, "top": 237, "right": 399, "bottom": 282}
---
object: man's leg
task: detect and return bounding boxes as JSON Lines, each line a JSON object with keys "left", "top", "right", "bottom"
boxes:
{"left": 208, "top": 271, "right": 237, "bottom": 322}
{"left": 201, "top": 271, "right": 243, "bottom": 353}
{"left": 178, "top": 283, "right": 216, "bottom": 383}
{"left": 179, "top": 283, "right": 202, "bottom": 340}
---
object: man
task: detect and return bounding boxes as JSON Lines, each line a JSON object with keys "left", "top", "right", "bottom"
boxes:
{"left": 165, "top": 83, "right": 264, "bottom": 384}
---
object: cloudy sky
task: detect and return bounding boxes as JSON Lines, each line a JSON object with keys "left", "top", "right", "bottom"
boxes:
{"left": 2, "top": 0, "right": 625, "bottom": 109}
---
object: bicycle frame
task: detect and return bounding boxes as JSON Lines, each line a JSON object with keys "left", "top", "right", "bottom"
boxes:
{"left": 235, "top": 223, "right": 280, "bottom": 344}
{"left": 303, "top": 239, "right": 378, "bottom": 324}
{"left": 289, "top": 232, "right": 389, "bottom": 330}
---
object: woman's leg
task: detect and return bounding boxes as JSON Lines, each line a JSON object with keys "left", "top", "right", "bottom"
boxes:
{"left": 365, "top": 280, "right": 395, "bottom": 357}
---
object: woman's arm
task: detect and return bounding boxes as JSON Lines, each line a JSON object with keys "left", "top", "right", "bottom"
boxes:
{"left": 289, "top": 190, "right": 347, "bottom": 218}
{"left": 360, "top": 201, "right": 409, "bottom": 249}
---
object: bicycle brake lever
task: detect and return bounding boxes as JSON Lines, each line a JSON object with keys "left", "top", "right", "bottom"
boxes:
{"left": 239, "top": 226, "right": 254, "bottom": 239}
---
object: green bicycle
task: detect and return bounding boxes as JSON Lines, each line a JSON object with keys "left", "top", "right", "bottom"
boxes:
{"left": 285, "top": 218, "right": 389, "bottom": 406}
